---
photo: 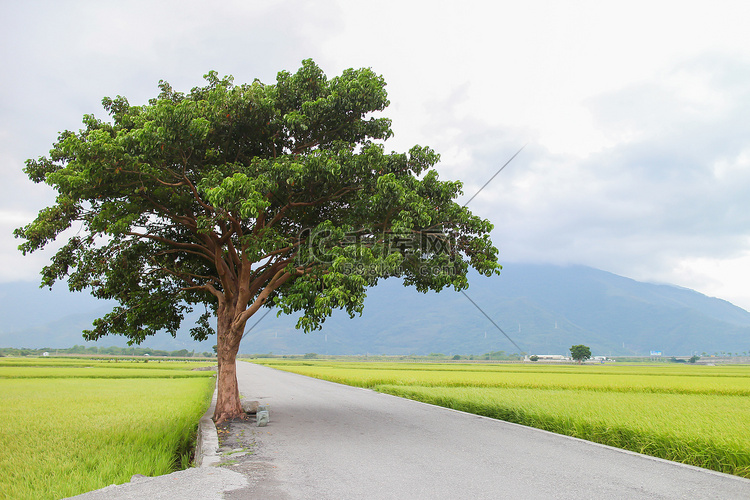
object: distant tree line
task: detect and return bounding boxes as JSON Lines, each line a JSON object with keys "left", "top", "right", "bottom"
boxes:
{"left": 0, "top": 345, "right": 214, "bottom": 357}
{"left": 237, "top": 351, "right": 526, "bottom": 361}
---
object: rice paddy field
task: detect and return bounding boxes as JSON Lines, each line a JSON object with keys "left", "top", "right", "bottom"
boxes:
{"left": 254, "top": 359, "right": 750, "bottom": 478}
{"left": 0, "top": 357, "right": 216, "bottom": 500}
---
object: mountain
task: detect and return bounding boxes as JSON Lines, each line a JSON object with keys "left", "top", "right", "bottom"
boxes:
{"left": 0, "top": 282, "right": 214, "bottom": 351}
{"left": 2, "top": 264, "right": 749, "bottom": 356}
{"left": 241, "top": 264, "right": 750, "bottom": 356}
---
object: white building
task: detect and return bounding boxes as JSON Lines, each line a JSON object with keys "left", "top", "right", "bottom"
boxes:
{"left": 525, "top": 354, "right": 567, "bottom": 361}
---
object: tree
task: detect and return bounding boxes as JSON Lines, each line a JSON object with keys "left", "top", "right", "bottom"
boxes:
{"left": 15, "top": 60, "right": 500, "bottom": 422}
{"left": 569, "top": 344, "right": 591, "bottom": 364}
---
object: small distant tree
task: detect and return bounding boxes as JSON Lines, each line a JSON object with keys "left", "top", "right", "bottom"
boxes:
{"left": 452, "top": 354, "right": 462, "bottom": 360}
{"left": 529, "top": 355, "right": 539, "bottom": 362}
{"left": 688, "top": 355, "right": 699, "bottom": 363}
{"left": 569, "top": 344, "right": 591, "bottom": 364}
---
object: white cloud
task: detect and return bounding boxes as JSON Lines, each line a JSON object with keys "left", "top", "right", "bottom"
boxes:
{"left": 3, "top": 0, "right": 750, "bottom": 310}
{"left": 407, "top": 53, "right": 750, "bottom": 311}
{"left": 0, "top": 210, "right": 52, "bottom": 282}
{"left": 665, "top": 252, "right": 750, "bottom": 312}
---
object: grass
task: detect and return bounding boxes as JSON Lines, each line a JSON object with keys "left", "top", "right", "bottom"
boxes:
{"left": 0, "top": 358, "right": 216, "bottom": 500}
{"left": 254, "top": 359, "right": 750, "bottom": 478}
{"left": 0, "top": 366, "right": 216, "bottom": 379}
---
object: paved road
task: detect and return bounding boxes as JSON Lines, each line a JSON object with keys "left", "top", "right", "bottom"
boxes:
{"left": 227, "top": 362, "right": 750, "bottom": 499}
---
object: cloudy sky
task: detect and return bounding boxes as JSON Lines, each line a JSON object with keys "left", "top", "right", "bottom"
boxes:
{"left": 2, "top": 0, "right": 750, "bottom": 310}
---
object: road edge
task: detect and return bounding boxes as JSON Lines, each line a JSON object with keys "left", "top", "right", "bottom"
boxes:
{"left": 195, "top": 379, "right": 220, "bottom": 467}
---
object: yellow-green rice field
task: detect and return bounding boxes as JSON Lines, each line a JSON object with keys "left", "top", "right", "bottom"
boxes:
{"left": 0, "top": 357, "right": 216, "bottom": 500}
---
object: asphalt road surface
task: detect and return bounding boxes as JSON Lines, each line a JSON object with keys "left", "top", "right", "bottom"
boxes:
{"left": 226, "top": 362, "right": 750, "bottom": 499}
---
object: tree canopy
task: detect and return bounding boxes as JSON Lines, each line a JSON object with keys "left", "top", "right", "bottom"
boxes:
{"left": 16, "top": 59, "right": 501, "bottom": 421}
{"left": 570, "top": 344, "right": 592, "bottom": 364}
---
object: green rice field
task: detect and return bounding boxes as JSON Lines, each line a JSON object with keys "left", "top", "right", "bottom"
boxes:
{"left": 0, "top": 357, "right": 216, "bottom": 500}
{"left": 254, "top": 359, "right": 750, "bottom": 478}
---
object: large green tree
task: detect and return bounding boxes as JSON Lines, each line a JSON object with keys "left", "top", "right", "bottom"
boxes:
{"left": 16, "top": 60, "right": 500, "bottom": 422}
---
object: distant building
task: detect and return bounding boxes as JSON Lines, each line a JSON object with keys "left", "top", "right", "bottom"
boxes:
{"left": 525, "top": 354, "right": 567, "bottom": 361}
{"left": 42, "top": 352, "right": 49, "bottom": 357}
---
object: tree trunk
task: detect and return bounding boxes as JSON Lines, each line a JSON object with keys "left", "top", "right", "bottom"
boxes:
{"left": 213, "top": 310, "right": 244, "bottom": 423}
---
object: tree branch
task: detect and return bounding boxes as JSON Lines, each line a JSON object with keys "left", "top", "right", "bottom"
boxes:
{"left": 127, "top": 231, "right": 214, "bottom": 262}
{"left": 237, "top": 268, "right": 291, "bottom": 325}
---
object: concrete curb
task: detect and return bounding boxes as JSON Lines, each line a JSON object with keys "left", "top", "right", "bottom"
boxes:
{"left": 194, "top": 381, "right": 220, "bottom": 467}
{"left": 66, "top": 467, "right": 248, "bottom": 499}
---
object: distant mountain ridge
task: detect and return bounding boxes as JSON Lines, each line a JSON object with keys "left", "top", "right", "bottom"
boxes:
{"left": 241, "top": 264, "right": 750, "bottom": 356}
{"left": 1, "top": 264, "right": 749, "bottom": 356}
{"left": 0, "top": 282, "right": 213, "bottom": 351}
